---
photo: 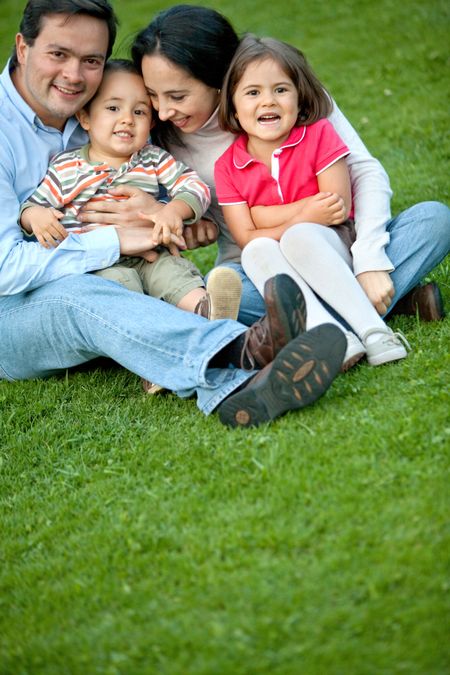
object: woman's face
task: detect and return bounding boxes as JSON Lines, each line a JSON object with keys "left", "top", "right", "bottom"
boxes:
{"left": 141, "top": 54, "right": 220, "bottom": 134}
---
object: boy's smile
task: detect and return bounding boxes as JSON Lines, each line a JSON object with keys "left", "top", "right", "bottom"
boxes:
{"left": 78, "top": 70, "right": 152, "bottom": 168}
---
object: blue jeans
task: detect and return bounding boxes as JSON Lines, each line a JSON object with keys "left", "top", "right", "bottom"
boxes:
{"left": 0, "top": 274, "right": 253, "bottom": 415}
{"left": 220, "top": 201, "right": 450, "bottom": 325}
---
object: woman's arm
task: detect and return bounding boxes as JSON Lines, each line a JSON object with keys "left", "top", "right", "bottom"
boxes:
{"left": 328, "top": 99, "right": 393, "bottom": 275}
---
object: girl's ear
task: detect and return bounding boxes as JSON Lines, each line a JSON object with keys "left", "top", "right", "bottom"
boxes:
{"left": 77, "top": 108, "right": 90, "bottom": 131}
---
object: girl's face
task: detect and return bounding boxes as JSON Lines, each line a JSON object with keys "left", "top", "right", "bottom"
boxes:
{"left": 232, "top": 57, "right": 299, "bottom": 149}
{"left": 141, "top": 54, "right": 220, "bottom": 134}
{"left": 78, "top": 70, "right": 152, "bottom": 168}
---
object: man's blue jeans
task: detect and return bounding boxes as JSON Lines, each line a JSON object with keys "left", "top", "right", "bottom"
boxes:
{"left": 0, "top": 274, "right": 253, "bottom": 415}
{"left": 221, "top": 201, "right": 450, "bottom": 325}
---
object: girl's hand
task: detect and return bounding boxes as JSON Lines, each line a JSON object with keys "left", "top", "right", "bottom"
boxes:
{"left": 21, "top": 206, "right": 67, "bottom": 248}
{"left": 302, "top": 192, "right": 348, "bottom": 225}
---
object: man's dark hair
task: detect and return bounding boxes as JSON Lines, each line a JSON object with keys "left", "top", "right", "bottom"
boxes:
{"left": 10, "top": 0, "right": 118, "bottom": 69}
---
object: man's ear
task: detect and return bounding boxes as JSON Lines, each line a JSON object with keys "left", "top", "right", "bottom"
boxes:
{"left": 76, "top": 108, "right": 90, "bottom": 131}
{"left": 15, "top": 33, "right": 28, "bottom": 65}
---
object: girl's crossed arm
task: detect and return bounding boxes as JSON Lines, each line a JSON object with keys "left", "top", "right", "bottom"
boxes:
{"left": 251, "top": 158, "right": 351, "bottom": 230}
{"left": 224, "top": 158, "right": 352, "bottom": 249}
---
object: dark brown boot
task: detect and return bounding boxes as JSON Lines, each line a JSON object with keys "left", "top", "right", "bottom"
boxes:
{"left": 390, "top": 282, "right": 445, "bottom": 321}
{"left": 218, "top": 324, "right": 346, "bottom": 428}
{"left": 240, "top": 274, "right": 307, "bottom": 370}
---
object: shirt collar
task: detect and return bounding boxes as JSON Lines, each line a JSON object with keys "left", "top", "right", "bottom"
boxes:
{"left": 232, "top": 125, "right": 307, "bottom": 169}
{"left": 1, "top": 59, "right": 80, "bottom": 142}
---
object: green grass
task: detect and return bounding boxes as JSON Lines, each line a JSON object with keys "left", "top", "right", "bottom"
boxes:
{"left": 1, "top": 1, "right": 449, "bottom": 673}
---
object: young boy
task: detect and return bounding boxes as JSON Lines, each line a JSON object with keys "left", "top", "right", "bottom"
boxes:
{"left": 20, "top": 59, "right": 241, "bottom": 320}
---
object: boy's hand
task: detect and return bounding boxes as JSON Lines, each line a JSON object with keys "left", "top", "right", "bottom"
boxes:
{"left": 116, "top": 227, "right": 185, "bottom": 258}
{"left": 149, "top": 212, "right": 184, "bottom": 246}
{"left": 139, "top": 203, "right": 187, "bottom": 248}
{"left": 21, "top": 206, "right": 67, "bottom": 248}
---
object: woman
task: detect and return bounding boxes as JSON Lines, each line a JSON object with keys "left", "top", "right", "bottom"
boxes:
{"left": 131, "top": 4, "right": 449, "bottom": 328}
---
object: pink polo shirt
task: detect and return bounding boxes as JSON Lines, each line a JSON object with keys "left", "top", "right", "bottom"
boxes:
{"left": 215, "top": 118, "right": 351, "bottom": 211}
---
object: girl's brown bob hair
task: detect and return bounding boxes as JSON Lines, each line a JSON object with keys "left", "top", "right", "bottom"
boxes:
{"left": 219, "top": 34, "right": 332, "bottom": 134}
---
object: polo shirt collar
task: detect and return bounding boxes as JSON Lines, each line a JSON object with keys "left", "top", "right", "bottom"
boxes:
{"left": 232, "top": 125, "right": 307, "bottom": 169}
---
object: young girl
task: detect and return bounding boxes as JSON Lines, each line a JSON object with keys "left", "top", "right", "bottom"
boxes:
{"left": 215, "top": 35, "right": 410, "bottom": 367}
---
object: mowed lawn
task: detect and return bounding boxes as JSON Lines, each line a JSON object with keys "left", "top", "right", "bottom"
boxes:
{"left": 0, "top": 1, "right": 449, "bottom": 674}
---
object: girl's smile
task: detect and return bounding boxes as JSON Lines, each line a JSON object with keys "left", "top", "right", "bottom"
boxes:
{"left": 232, "top": 57, "right": 299, "bottom": 153}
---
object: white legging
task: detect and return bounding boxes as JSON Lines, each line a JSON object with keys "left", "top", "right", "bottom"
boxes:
{"left": 241, "top": 222, "right": 387, "bottom": 338}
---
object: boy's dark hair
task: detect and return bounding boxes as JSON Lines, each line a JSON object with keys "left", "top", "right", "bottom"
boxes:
{"left": 10, "top": 0, "right": 118, "bottom": 69}
{"left": 82, "top": 58, "right": 141, "bottom": 112}
{"left": 219, "top": 34, "right": 332, "bottom": 134}
{"left": 131, "top": 4, "right": 239, "bottom": 148}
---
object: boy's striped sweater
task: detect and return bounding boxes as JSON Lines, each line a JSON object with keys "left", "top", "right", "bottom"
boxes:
{"left": 23, "top": 143, "right": 211, "bottom": 227}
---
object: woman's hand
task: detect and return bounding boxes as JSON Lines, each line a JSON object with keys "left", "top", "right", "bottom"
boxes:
{"left": 356, "top": 270, "right": 395, "bottom": 314}
{"left": 183, "top": 218, "right": 218, "bottom": 249}
{"left": 78, "top": 186, "right": 164, "bottom": 227}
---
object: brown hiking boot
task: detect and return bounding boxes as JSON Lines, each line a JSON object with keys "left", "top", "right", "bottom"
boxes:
{"left": 218, "top": 324, "right": 346, "bottom": 428}
{"left": 390, "top": 282, "right": 445, "bottom": 321}
{"left": 240, "top": 274, "right": 307, "bottom": 370}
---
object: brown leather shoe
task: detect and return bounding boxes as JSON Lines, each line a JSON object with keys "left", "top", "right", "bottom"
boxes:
{"left": 240, "top": 274, "right": 307, "bottom": 370}
{"left": 390, "top": 282, "right": 445, "bottom": 321}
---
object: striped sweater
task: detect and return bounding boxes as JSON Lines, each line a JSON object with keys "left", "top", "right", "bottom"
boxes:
{"left": 23, "top": 143, "right": 211, "bottom": 227}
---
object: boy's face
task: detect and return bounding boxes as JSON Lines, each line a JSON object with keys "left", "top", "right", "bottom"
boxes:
{"left": 13, "top": 13, "right": 109, "bottom": 130}
{"left": 78, "top": 70, "right": 152, "bottom": 166}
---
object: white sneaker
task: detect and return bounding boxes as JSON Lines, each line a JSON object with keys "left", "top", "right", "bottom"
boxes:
{"left": 342, "top": 331, "right": 366, "bottom": 371}
{"left": 362, "top": 328, "right": 411, "bottom": 366}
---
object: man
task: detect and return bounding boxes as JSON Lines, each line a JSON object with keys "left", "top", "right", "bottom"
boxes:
{"left": 0, "top": 0, "right": 346, "bottom": 428}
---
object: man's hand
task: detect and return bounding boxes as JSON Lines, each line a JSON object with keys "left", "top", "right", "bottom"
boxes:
{"left": 78, "top": 186, "right": 164, "bottom": 227}
{"left": 357, "top": 270, "right": 395, "bottom": 314}
{"left": 183, "top": 218, "right": 218, "bottom": 249}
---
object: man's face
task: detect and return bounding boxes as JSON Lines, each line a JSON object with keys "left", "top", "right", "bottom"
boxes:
{"left": 13, "top": 13, "right": 109, "bottom": 130}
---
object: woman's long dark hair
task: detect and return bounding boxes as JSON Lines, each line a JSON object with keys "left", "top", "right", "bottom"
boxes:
{"left": 131, "top": 4, "right": 239, "bottom": 148}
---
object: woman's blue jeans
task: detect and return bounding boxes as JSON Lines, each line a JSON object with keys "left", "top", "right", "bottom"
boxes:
{"left": 0, "top": 274, "right": 253, "bottom": 415}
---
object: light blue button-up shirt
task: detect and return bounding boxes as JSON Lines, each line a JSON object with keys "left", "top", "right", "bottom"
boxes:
{"left": 0, "top": 62, "right": 120, "bottom": 295}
